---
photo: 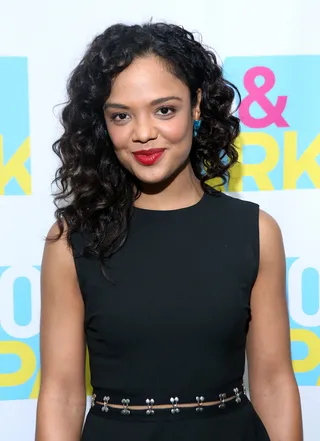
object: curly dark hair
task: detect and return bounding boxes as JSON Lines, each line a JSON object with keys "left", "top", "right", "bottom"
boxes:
{"left": 51, "top": 21, "right": 241, "bottom": 263}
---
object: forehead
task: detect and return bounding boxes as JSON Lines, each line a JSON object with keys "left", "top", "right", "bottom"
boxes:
{"left": 107, "top": 56, "right": 189, "bottom": 103}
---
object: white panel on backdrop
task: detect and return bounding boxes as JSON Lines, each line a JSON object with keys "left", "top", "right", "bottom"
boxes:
{"left": 0, "top": 1, "right": 319, "bottom": 440}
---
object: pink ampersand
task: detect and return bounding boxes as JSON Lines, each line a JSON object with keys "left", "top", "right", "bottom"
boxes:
{"left": 239, "top": 66, "right": 289, "bottom": 129}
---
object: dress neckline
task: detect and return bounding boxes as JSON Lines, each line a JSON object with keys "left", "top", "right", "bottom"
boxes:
{"left": 133, "top": 192, "right": 207, "bottom": 214}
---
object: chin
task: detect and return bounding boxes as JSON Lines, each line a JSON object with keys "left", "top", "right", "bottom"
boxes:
{"left": 135, "top": 171, "right": 170, "bottom": 185}
{"left": 130, "top": 164, "right": 174, "bottom": 185}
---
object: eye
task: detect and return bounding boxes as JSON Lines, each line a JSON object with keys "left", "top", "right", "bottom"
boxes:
{"left": 111, "top": 112, "right": 130, "bottom": 122}
{"left": 156, "top": 106, "right": 175, "bottom": 116}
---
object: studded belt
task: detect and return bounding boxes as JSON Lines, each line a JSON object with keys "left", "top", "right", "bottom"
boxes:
{"left": 90, "top": 380, "right": 248, "bottom": 421}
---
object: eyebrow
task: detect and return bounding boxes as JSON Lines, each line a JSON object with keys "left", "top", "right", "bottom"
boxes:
{"left": 103, "top": 95, "right": 182, "bottom": 110}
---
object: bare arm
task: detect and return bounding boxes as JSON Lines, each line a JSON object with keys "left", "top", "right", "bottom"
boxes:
{"left": 246, "top": 210, "right": 303, "bottom": 441}
{"left": 35, "top": 223, "right": 86, "bottom": 441}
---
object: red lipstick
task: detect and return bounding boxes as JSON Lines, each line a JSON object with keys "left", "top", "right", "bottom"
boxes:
{"left": 133, "top": 148, "right": 165, "bottom": 166}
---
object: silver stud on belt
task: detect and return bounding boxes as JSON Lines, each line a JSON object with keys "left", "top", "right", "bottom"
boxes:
{"left": 146, "top": 398, "right": 155, "bottom": 415}
{"left": 121, "top": 398, "right": 130, "bottom": 415}
{"left": 196, "top": 395, "right": 205, "bottom": 412}
{"left": 233, "top": 387, "right": 241, "bottom": 403}
{"left": 101, "top": 396, "right": 110, "bottom": 412}
{"left": 219, "top": 393, "right": 227, "bottom": 409}
{"left": 170, "top": 396, "right": 180, "bottom": 414}
{"left": 91, "top": 393, "right": 96, "bottom": 408}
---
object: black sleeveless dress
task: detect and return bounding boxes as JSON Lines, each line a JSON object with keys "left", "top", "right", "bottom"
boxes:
{"left": 71, "top": 191, "right": 271, "bottom": 440}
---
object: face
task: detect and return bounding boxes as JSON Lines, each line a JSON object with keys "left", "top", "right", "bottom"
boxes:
{"left": 103, "top": 56, "right": 201, "bottom": 185}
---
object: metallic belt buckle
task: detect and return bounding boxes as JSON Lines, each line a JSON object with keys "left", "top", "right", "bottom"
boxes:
{"left": 196, "top": 395, "right": 205, "bottom": 412}
{"left": 219, "top": 393, "right": 227, "bottom": 409}
{"left": 121, "top": 398, "right": 130, "bottom": 415}
{"left": 146, "top": 398, "right": 155, "bottom": 415}
{"left": 170, "top": 396, "right": 180, "bottom": 414}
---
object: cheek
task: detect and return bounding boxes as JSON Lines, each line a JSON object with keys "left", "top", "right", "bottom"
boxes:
{"left": 105, "top": 125, "right": 133, "bottom": 171}
{"left": 107, "top": 124, "right": 126, "bottom": 148}
{"left": 106, "top": 124, "right": 131, "bottom": 160}
{"left": 161, "top": 115, "right": 192, "bottom": 145}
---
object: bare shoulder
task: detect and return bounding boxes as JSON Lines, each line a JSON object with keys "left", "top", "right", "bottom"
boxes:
{"left": 259, "top": 209, "right": 282, "bottom": 236}
{"left": 42, "top": 220, "right": 75, "bottom": 277}
{"left": 44, "top": 220, "right": 71, "bottom": 252}
{"left": 258, "top": 209, "right": 285, "bottom": 264}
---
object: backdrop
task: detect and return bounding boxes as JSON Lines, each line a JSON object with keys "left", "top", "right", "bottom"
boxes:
{"left": 0, "top": 0, "right": 319, "bottom": 440}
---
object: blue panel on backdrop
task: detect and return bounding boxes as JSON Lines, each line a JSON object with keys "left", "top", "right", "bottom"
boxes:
{"left": 285, "top": 258, "right": 320, "bottom": 386}
{"left": 0, "top": 266, "right": 40, "bottom": 400}
{"left": 0, "top": 57, "right": 32, "bottom": 195}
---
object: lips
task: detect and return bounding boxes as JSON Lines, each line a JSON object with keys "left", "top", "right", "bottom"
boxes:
{"left": 133, "top": 148, "right": 165, "bottom": 156}
{"left": 133, "top": 148, "right": 166, "bottom": 166}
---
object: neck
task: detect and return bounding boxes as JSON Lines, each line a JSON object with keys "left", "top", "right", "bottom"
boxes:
{"left": 134, "top": 162, "right": 203, "bottom": 211}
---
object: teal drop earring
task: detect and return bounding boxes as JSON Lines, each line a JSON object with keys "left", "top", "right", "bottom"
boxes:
{"left": 193, "top": 119, "right": 202, "bottom": 137}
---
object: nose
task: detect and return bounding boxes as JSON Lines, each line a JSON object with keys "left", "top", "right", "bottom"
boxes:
{"left": 132, "top": 117, "right": 158, "bottom": 143}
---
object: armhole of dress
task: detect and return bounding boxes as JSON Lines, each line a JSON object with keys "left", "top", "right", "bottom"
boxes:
{"left": 250, "top": 203, "right": 261, "bottom": 291}
{"left": 69, "top": 231, "right": 86, "bottom": 304}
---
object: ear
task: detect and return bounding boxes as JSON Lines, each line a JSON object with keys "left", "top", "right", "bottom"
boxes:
{"left": 192, "top": 88, "right": 202, "bottom": 119}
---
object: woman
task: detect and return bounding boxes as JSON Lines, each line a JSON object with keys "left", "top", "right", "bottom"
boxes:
{"left": 35, "top": 22, "right": 303, "bottom": 441}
